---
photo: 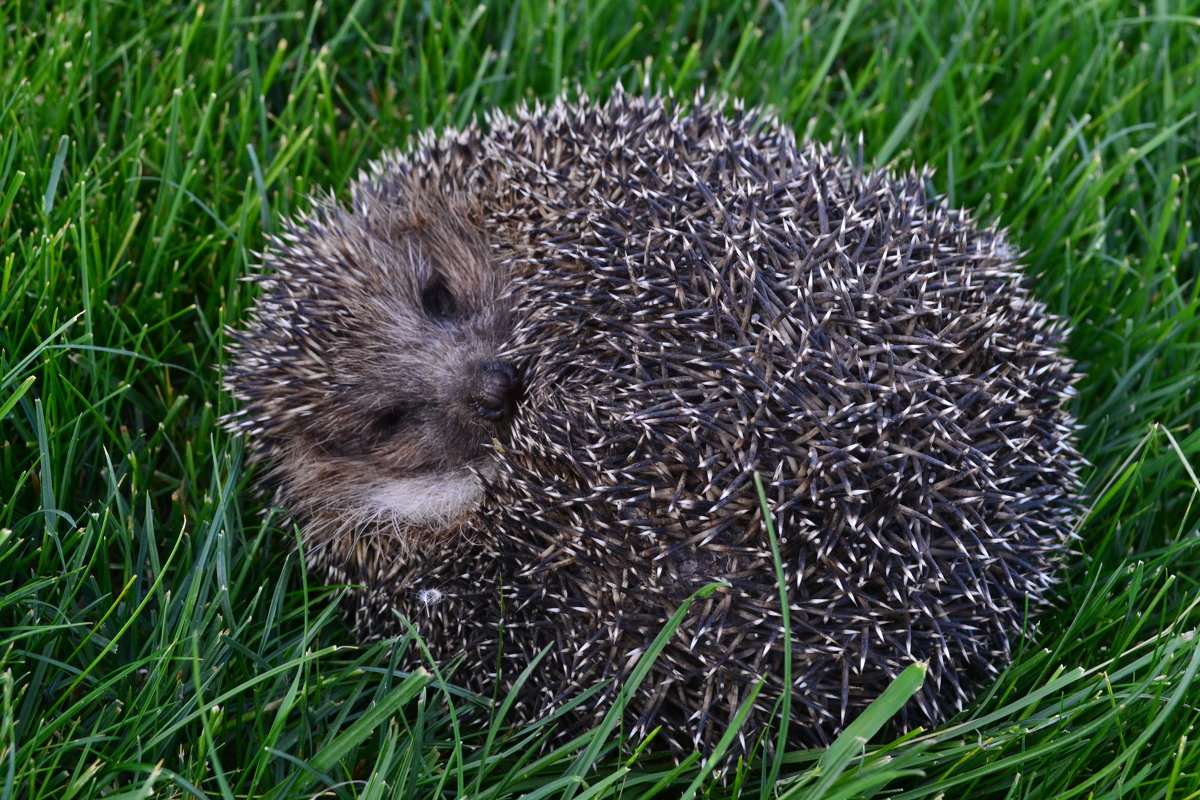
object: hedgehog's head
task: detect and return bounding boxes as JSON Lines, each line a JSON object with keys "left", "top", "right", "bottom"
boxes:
{"left": 224, "top": 183, "right": 520, "bottom": 552}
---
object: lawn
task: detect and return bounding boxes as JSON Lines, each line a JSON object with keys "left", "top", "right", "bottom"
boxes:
{"left": 2, "top": 1, "right": 1199, "bottom": 798}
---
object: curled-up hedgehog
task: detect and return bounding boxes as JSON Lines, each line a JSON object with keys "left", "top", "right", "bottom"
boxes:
{"left": 224, "top": 90, "right": 1081, "bottom": 757}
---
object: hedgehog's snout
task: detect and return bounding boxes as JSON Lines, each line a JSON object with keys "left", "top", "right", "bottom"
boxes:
{"left": 469, "top": 360, "right": 520, "bottom": 423}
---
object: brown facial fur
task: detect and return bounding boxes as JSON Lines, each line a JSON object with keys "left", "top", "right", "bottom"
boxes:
{"left": 225, "top": 169, "right": 514, "bottom": 557}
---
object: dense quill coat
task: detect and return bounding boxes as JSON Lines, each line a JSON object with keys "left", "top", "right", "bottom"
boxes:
{"left": 225, "top": 90, "right": 1081, "bottom": 757}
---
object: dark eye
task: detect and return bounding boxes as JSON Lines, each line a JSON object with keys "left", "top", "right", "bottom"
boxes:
{"left": 377, "top": 404, "right": 413, "bottom": 432}
{"left": 421, "top": 276, "right": 456, "bottom": 321}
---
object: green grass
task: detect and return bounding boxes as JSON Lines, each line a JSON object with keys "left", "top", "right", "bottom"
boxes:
{"left": 2, "top": 0, "right": 1199, "bottom": 797}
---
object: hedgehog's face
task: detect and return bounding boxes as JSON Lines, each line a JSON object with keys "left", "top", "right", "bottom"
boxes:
{"left": 227, "top": 198, "right": 520, "bottom": 546}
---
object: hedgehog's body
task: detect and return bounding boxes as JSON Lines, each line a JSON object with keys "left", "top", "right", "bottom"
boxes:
{"left": 226, "top": 91, "right": 1081, "bottom": 757}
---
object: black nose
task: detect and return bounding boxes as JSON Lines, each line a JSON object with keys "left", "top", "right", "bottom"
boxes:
{"left": 471, "top": 360, "right": 520, "bottom": 423}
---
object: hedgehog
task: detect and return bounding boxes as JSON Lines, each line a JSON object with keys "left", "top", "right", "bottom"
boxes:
{"left": 224, "top": 90, "right": 1082, "bottom": 758}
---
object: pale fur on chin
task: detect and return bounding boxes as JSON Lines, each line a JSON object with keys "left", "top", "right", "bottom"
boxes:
{"left": 365, "top": 459, "right": 495, "bottom": 527}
